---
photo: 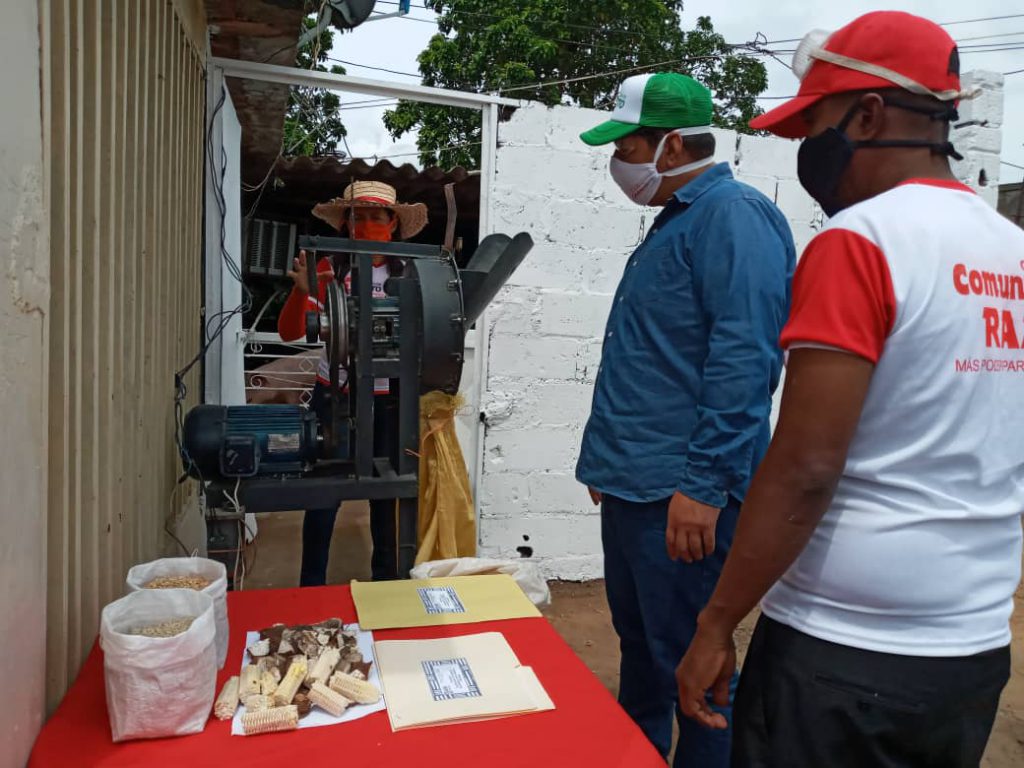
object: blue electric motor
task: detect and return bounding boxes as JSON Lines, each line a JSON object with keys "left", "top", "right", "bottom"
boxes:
{"left": 181, "top": 404, "right": 320, "bottom": 478}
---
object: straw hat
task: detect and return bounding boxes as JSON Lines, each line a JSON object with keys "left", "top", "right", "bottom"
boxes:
{"left": 312, "top": 180, "right": 428, "bottom": 240}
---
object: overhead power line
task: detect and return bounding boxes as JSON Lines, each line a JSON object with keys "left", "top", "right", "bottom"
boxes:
{"left": 499, "top": 56, "right": 720, "bottom": 93}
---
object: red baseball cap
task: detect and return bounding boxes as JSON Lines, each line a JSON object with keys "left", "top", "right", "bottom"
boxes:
{"left": 750, "top": 11, "right": 967, "bottom": 139}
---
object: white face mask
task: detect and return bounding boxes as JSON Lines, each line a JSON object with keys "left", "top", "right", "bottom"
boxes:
{"left": 609, "top": 126, "right": 716, "bottom": 205}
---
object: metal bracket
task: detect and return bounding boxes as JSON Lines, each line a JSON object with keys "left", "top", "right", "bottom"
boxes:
{"left": 298, "top": 237, "right": 446, "bottom": 260}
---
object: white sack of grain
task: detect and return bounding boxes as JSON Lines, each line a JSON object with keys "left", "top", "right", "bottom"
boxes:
{"left": 100, "top": 588, "right": 216, "bottom": 742}
{"left": 127, "top": 556, "right": 229, "bottom": 668}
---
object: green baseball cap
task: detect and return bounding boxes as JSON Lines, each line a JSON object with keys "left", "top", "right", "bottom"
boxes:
{"left": 581, "top": 72, "right": 714, "bottom": 146}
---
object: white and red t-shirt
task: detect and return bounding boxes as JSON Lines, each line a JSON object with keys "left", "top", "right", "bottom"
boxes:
{"left": 762, "top": 179, "right": 1024, "bottom": 657}
{"left": 278, "top": 261, "right": 391, "bottom": 393}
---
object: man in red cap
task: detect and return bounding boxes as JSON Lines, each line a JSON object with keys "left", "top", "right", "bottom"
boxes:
{"left": 675, "top": 11, "right": 1024, "bottom": 766}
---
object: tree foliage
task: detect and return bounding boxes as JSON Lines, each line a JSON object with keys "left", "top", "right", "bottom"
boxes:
{"left": 384, "top": 2, "right": 768, "bottom": 169}
{"left": 282, "top": 16, "right": 348, "bottom": 157}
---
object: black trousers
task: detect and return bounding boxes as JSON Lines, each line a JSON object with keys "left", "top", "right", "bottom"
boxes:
{"left": 299, "top": 384, "right": 399, "bottom": 586}
{"left": 732, "top": 615, "right": 1009, "bottom": 768}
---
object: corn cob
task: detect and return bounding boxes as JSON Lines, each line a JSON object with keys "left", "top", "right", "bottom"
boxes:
{"left": 243, "top": 693, "right": 271, "bottom": 713}
{"left": 260, "top": 667, "right": 280, "bottom": 697}
{"left": 273, "top": 655, "right": 308, "bottom": 707}
{"left": 240, "top": 664, "right": 261, "bottom": 698}
{"left": 213, "top": 676, "right": 240, "bottom": 720}
{"left": 242, "top": 705, "right": 299, "bottom": 735}
{"left": 329, "top": 672, "right": 380, "bottom": 705}
{"left": 308, "top": 681, "right": 351, "bottom": 717}
{"left": 350, "top": 669, "right": 367, "bottom": 681}
{"left": 306, "top": 647, "right": 340, "bottom": 687}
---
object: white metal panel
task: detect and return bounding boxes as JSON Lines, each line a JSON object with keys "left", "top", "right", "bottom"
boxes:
{"left": 203, "top": 76, "right": 246, "bottom": 406}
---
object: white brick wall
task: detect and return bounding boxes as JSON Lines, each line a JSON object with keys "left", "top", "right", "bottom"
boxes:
{"left": 951, "top": 71, "right": 1005, "bottom": 208}
{"left": 478, "top": 72, "right": 1005, "bottom": 579}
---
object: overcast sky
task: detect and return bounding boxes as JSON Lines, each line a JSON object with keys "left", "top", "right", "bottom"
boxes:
{"left": 328, "top": 1, "right": 1024, "bottom": 183}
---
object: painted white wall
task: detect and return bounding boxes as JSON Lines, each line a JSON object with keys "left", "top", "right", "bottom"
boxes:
{"left": 479, "top": 72, "right": 1005, "bottom": 580}
{"left": 0, "top": 3, "right": 49, "bottom": 765}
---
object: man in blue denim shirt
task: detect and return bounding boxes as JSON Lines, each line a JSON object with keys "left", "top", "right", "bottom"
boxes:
{"left": 576, "top": 73, "right": 794, "bottom": 767}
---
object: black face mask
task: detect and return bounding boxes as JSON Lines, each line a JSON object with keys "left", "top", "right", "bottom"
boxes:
{"left": 796, "top": 97, "right": 963, "bottom": 217}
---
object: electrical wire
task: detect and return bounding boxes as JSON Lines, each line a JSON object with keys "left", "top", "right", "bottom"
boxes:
{"left": 174, "top": 84, "right": 253, "bottom": 481}
{"left": 164, "top": 483, "right": 191, "bottom": 556}
{"left": 499, "top": 56, "right": 719, "bottom": 93}
{"left": 338, "top": 99, "right": 401, "bottom": 110}
{"left": 940, "top": 13, "right": 1024, "bottom": 26}
{"left": 328, "top": 56, "right": 421, "bottom": 78}
{"left": 956, "top": 30, "right": 1024, "bottom": 43}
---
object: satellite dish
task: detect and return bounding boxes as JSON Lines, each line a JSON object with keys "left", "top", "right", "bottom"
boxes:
{"left": 328, "top": 0, "right": 377, "bottom": 30}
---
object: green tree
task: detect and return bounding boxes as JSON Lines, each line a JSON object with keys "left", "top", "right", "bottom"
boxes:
{"left": 282, "top": 15, "right": 348, "bottom": 156}
{"left": 384, "top": 2, "right": 768, "bottom": 169}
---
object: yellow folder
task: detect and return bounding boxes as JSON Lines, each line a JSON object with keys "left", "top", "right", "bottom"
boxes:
{"left": 374, "top": 632, "right": 555, "bottom": 730}
{"left": 351, "top": 574, "right": 541, "bottom": 630}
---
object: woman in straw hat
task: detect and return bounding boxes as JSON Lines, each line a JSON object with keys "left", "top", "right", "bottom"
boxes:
{"left": 278, "top": 180, "right": 428, "bottom": 585}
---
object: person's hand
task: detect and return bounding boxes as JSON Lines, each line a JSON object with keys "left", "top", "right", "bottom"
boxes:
{"left": 676, "top": 621, "right": 735, "bottom": 730}
{"left": 287, "top": 250, "right": 334, "bottom": 295}
{"left": 588, "top": 487, "right": 602, "bottom": 506}
{"left": 666, "top": 491, "right": 720, "bottom": 562}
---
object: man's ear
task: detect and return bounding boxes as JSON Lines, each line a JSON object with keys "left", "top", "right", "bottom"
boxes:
{"left": 659, "top": 131, "right": 686, "bottom": 169}
{"left": 849, "top": 93, "right": 887, "bottom": 141}
{"left": 389, "top": 213, "right": 399, "bottom": 233}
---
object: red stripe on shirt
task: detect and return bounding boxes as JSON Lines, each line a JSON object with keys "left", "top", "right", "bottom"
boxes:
{"left": 897, "top": 178, "right": 976, "bottom": 195}
{"left": 780, "top": 229, "right": 896, "bottom": 364}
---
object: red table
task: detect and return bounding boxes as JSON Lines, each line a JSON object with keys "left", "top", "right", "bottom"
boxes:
{"left": 30, "top": 586, "right": 663, "bottom": 767}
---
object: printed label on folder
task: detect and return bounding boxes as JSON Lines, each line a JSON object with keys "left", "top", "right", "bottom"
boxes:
{"left": 417, "top": 586, "right": 466, "bottom": 615}
{"left": 422, "top": 658, "right": 482, "bottom": 701}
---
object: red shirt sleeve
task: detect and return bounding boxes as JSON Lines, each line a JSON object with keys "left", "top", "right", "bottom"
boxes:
{"left": 780, "top": 228, "right": 896, "bottom": 363}
{"left": 277, "top": 257, "right": 333, "bottom": 342}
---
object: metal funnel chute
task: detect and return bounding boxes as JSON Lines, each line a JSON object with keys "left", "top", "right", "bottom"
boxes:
{"left": 458, "top": 232, "right": 534, "bottom": 328}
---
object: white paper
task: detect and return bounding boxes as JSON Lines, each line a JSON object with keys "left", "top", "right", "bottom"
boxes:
{"left": 231, "top": 624, "right": 386, "bottom": 735}
{"left": 416, "top": 586, "right": 467, "bottom": 615}
{"left": 422, "top": 658, "right": 482, "bottom": 701}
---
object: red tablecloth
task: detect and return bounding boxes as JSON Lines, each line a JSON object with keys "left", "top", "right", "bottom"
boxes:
{"left": 30, "top": 586, "right": 663, "bottom": 767}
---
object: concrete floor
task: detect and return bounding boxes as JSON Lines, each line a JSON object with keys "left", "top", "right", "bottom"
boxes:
{"left": 242, "top": 502, "right": 373, "bottom": 590}
{"left": 240, "top": 510, "right": 1024, "bottom": 765}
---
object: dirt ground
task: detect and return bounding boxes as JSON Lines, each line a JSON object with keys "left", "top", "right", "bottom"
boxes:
{"left": 244, "top": 505, "right": 1024, "bottom": 765}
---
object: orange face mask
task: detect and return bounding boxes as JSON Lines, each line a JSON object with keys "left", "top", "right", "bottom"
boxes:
{"left": 353, "top": 219, "right": 394, "bottom": 242}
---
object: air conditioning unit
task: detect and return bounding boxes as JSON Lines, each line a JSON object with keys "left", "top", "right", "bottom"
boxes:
{"left": 246, "top": 219, "right": 296, "bottom": 277}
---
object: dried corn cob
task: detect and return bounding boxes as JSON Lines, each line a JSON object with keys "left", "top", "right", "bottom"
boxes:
{"left": 329, "top": 672, "right": 380, "bottom": 705}
{"left": 243, "top": 693, "right": 271, "bottom": 712}
{"left": 350, "top": 669, "right": 367, "bottom": 681}
{"left": 242, "top": 705, "right": 299, "bottom": 735}
{"left": 213, "top": 676, "right": 240, "bottom": 720}
{"left": 260, "top": 667, "right": 280, "bottom": 697}
{"left": 306, "top": 647, "right": 340, "bottom": 687}
{"left": 273, "top": 655, "right": 308, "bottom": 707}
{"left": 240, "top": 664, "right": 261, "bottom": 698}
{"left": 308, "top": 681, "right": 351, "bottom": 717}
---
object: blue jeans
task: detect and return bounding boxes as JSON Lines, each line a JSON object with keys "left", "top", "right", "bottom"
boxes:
{"left": 300, "top": 385, "right": 399, "bottom": 586}
{"left": 602, "top": 493, "right": 741, "bottom": 768}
